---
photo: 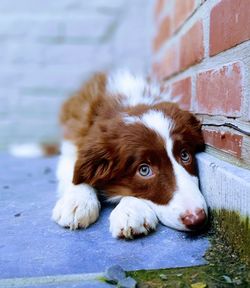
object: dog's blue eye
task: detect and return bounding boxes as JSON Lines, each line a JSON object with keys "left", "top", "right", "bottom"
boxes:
{"left": 138, "top": 164, "right": 153, "bottom": 177}
{"left": 180, "top": 149, "right": 191, "bottom": 163}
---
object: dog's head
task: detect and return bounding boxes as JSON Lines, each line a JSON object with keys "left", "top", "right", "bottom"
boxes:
{"left": 73, "top": 102, "right": 207, "bottom": 231}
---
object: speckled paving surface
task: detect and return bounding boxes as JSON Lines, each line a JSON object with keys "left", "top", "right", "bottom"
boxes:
{"left": 0, "top": 154, "right": 209, "bottom": 287}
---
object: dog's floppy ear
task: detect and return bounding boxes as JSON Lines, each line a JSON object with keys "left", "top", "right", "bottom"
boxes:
{"left": 174, "top": 110, "right": 205, "bottom": 153}
{"left": 72, "top": 144, "right": 115, "bottom": 186}
{"left": 185, "top": 112, "right": 205, "bottom": 151}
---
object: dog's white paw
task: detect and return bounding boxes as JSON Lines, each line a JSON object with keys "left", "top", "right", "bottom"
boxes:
{"left": 52, "top": 185, "right": 100, "bottom": 229}
{"left": 109, "top": 196, "right": 158, "bottom": 239}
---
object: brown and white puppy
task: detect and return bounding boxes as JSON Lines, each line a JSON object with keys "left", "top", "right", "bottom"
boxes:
{"left": 52, "top": 71, "right": 208, "bottom": 239}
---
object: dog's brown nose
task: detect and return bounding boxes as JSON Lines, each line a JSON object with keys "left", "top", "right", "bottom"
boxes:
{"left": 181, "top": 208, "right": 207, "bottom": 230}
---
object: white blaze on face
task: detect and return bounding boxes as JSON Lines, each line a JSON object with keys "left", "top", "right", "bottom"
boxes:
{"left": 129, "top": 109, "right": 208, "bottom": 231}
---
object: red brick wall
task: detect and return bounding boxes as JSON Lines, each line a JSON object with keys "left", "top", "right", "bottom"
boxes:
{"left": 152, "top": 0, "right": 250, "bottom": 167}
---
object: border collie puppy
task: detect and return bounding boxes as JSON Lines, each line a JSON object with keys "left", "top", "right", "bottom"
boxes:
{"left": 52, "top": 71, "right": 208, "bottom": 239}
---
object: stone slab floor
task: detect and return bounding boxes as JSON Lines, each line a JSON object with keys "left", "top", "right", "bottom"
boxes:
{"left": 0, "top": 155, "right": 209, "bottom": 287}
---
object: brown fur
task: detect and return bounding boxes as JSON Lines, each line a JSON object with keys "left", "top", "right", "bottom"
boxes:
{"left": 41, "top": 143, "right": 60, "bottom": 156}
{"left": 60, "top": 73, "right": 204, "bottom": 205}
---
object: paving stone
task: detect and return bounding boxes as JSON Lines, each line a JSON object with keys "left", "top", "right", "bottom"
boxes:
{"left": 118, "top": 276, "right": 137, "bottom": 288}
{"left": 104, "top": 265, "right": 126, "bottom": 282}
{"left": 0, "top": 154, "right": 209, "bottom": 280}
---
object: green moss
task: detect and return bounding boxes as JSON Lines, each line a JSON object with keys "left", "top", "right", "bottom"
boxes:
{"left": 212, "top": 209, "right": 250, "bottom": 266}
{"left": 128, "top": 209, "right": 250, "bottom": 287}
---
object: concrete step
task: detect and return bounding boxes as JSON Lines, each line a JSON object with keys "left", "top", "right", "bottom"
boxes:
{"left": 197, "top": 152, "right": 250, "bottom": 216}
{"left": 0, "top": 273, "right": 110, "bottom": 288}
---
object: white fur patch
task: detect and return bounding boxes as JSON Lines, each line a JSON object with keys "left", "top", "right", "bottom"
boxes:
{"left": 107, "top": 70, "right": 148, "bottom": 104}
{"left": 107, "top": 70, "right": 170, "bottom": 106}
{"left": 141, "top": 110, "right": 173, "bottom": 138}
{"left": 107, "top": 195, "right": 123, "bottom": 203}
{"left": 52, "top": 141, "right": 100, "bottom": 229}
{"left": 123, "top": 110, "right": 173, "bottom": 139}
{"left": 109, "top": 196, "right": 158, "bottom": 239}
{"left": 56, "top": 141, "right": 77, "bottom": 197}
{"left": 123, "top": 115, "right": 140, "bottom": 125}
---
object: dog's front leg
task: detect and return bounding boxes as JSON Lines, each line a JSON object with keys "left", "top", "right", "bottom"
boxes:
{"left": 109, "top": 196, "right": 158, "bottom": 239}
{"left": 52, "top": 141, "right": 100, "bottom": 229}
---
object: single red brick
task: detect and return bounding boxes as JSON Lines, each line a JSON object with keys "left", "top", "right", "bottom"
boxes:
{"left": 173, "top": 0, "right": 196, "bottom": 31}
{"left": 153, "top": 15, "right": 171, "bottom": 52}
{"left": 210, "top": 0, "right": 250, "bottom": 56}
{"left": 152, "top": 43, "right": 179, "bottom": 79}
{"left": 171, "top": 77, "right": 192, "bottom": 110}
{"left": 203, "top": 129, "right": 243, "bottom": 158}
{"left": 196, "top": 62, "right": 242, "bottom": 117}
{"left": 180, "top": 21, "right": 204, "bottom": 71}
{"left": 154, "top": 0, "right": 166, "bottom": 21}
